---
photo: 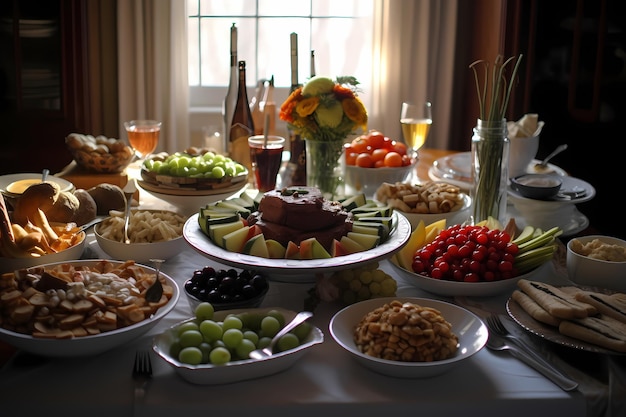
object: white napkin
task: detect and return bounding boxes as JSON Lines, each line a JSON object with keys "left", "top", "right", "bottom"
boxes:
{"left": 508, "top": 113, "right": 544, "bottom": 138}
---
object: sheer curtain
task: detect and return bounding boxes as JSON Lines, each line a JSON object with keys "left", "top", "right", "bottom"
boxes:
{"left": 117, "top": 0, "right": 189, "bottom": 154}
{"left": 370, "top": 0, "right": 460, "bottom": 150}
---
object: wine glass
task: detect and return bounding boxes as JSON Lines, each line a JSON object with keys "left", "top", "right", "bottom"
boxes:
{"left": 124, "top": 119, "right": 161, "bottom": 160}
{"left": 400, "top": 101, "right": 432, "bottom": 155}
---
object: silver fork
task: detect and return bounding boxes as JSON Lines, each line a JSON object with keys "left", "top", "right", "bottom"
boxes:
{"left": 485, "top": 315, "right": 578, "bottom": 391}
{"left": 132, "top": 350, "right": 153, "bottom": 410}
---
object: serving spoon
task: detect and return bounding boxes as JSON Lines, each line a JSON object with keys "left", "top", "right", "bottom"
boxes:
{"left": 145, "top": 259, "right": 165, "bottom": 303}
{"left": 249, "top": 311, "right": 313, "bottom": 360}
{"left": 122, "top": 179, "right": 137, "bottom": 244}
{"left": 534, "top": 144, "right": 568, "bottom": 171}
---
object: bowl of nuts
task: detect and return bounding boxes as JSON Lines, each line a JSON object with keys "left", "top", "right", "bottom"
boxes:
{"left": 65, "top": 133, "right": 135, "bottom": 173}
{"left": 94, "top": 209, "right": 188, "bottom": 263}
{"left": 0, "top": 259, "right": 179, "bottom": 357}
{"left": 375, "top": 181, "right": 471, "bottom": 230}
{"left": 329, "top": 297, "right": 487, "bottom": 378}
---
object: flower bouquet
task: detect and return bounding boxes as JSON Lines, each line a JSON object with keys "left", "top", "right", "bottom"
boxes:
{"left": 469, "top": 54, "right": 523, "bottom": 223}
{"left": 280, "top": 76, "right": 368, "bottom": 198}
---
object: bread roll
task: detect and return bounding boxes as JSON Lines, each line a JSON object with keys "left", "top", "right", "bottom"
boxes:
{"left": 72, "top": 189, "right": 98, "bottom": 226}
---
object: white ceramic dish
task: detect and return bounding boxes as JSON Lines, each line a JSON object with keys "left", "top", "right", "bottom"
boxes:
{"left": 508, "top": 175, "right": 594, "bottom": 204}
{"left": 344, "top": 159, "right": 417, "bottom": 198}
{"left": 389, "top": 256, "right": 550, "bottom": 297}
{"left": 395, "top": 194, "right": 472, "bottom": 230}
{"left": 137, "top": 179, "right": 248, "bottom": 217}
{"left": 183, "top": 212, "right": 411, "bottom": 280}
{"left": 94, "top": 209, "right": 188, "bottom": 263}
{"left": 0, "top": 231, "right": 86, "bottom": 274}
{"left": 507, "top": 204, "right": 589, "bottom": 237}
{"left": 153, "top": 307, "right": 324, "bottom": 385}
{"left": 0, "top": 173, "right": 74, "bottom": 197}
{"left": 329, "top": 297, "right": 488, "bottom": 378}
{"left": 566, "top": 235, "right": 626, "bottom": 293}
{"left": 0, "top": 259, "right": 179, "bottom": 357}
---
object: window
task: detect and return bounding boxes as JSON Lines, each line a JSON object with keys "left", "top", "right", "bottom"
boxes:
{"left": 187, "top": 0, "right": 374, "bottom": 113}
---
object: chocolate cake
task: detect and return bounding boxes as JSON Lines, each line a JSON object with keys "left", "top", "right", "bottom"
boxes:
{"left": 247, "top": 187, "right": 353, "bottom": 249}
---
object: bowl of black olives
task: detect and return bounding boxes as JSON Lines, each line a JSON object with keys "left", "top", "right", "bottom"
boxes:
{"left": 184, "top": 266, "right": 270, "bottom": 312}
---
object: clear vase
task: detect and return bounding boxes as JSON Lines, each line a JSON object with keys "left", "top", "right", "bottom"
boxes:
{"left": 305, "top": 138, "right": 345, "bottom": 200}
{"left": 471, "top": 119, "right": 510, "bottom": 225}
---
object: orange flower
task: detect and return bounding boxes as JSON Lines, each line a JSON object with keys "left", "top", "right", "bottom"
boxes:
{"left": 296, "top": 96, "right": 320, "bottom": 118}
{"left": 342, "top": 97, "right": 368, "bottom": 128}
{"left": 333, "top": 84, "right": 355, "bottom": 100}
{"left": 279, "top": 88, "right": 303, "bottom": 123}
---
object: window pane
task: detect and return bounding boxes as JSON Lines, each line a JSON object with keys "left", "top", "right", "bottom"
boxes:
{"left": 200, "top": 0, "right": 255, "bottom": 16}
{"left": 312, "top": 0, "right": 372, "bottom": 17}
{"left": 258, "top": 0, "right": 311, "bottom": 16}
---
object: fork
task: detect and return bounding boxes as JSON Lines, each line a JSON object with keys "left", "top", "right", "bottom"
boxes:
{"left": 485, "top": 315, "right": 578, "bottom": 391}
{"left": 132, "top": 350, "right": 153, "bottom": 410}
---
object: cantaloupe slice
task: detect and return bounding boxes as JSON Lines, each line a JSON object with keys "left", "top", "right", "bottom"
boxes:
{"left": 299, "top": 237, "right": 331, "bottom": 259}
{"left": 285, "top": 241, "right": 300, "bottom": 259}
{"left": 242, "top": 234, "right": 268, "bottom": 257}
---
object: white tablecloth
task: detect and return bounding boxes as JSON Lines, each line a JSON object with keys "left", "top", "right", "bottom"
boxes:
{"left": 1, "top": 187, "right": 623, "bottom": 417}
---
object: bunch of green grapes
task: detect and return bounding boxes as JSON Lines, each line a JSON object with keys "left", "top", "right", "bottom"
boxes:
{"left": 170, "top": 302, "right": 312, "bottom": 366}
{"left": 330, "top": 262, "right": 397, "bottom": 305}
{"left": 143, "top": 151, "right": 246, "bottom": 179}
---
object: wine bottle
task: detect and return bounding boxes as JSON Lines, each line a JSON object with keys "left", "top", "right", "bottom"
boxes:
{"left": 286, "top": 32, "right": 307, "bottom": 186}
{"left": 229, "top": 60, "right": 255, "bottom": 176}
{"left": 222, "top": 23, "right": 238, "bottom": 155}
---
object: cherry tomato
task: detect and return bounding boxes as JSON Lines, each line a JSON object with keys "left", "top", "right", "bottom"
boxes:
{"left": 356, "top": 153, "right": 374, "bottom": 168}
{"left": 383, "top": 151, "right": 403, "bottom": 167}
{"left": 351, "top": 137, "right": 368, "bottom": 154}
{"left": 393, "top": 141, "right": 408, "bottom": 156}
{"left": 374, "top": 159, "right": 386, "bottom": 168}
{"left": 365, "top": 131, "right": 385, "bottom": 149}
{"left": 371, "top": 148, "right": 389, "bottom": 164}
{"left": 345, "top": 151, "right": 358, "bottom": 166}
{"left": 401, "top": 154, "right": 412, "bottom": 166}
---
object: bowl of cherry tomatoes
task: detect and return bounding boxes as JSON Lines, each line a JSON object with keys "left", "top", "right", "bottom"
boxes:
{"left": 344, "top": 130, "right": 416, "bottom": 197}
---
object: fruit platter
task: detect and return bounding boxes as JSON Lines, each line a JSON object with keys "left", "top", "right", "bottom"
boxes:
{"left": 140, "top": 148, "right": 248, "bottom": 191}
{"left": 183, "top": 186, "right": 411, "bottom": 280}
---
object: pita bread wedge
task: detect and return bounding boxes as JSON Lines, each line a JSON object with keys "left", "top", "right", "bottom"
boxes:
{"left": 559, "top": 315, "right": 626, "bottom": 353}
{"left": 575, "top": 291, "right": 626, "bottom": 324}
{"left": 517, "top": 279, "right": 596, "bottom": 319}
{"left": 511, "top": 290, "right": 561, "bottom": 327}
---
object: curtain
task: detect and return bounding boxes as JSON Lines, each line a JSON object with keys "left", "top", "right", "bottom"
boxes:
{"left": 370, "top": 0, "right": 460, "bottom": 150}
{"left": 117, "top": 0, "right": 189, "bottom": 154}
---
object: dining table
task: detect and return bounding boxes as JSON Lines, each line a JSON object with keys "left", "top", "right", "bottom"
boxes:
{"left": 0, "top": 148, "right": 624, "bottom": 417}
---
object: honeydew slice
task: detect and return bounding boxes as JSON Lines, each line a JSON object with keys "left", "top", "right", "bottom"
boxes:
{"left": 347, "top": 231, "right": 380, "bottom": 250}
{"left": 209, "top": 220, "right": 244, "bottom": 246}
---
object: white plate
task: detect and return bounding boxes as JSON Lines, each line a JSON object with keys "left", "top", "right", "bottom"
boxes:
{"left": 428, "top": 152, "right": 567, "bottom": 190}
{"left": 0, "top": 260, "right": 179, "bottom": 357}
{"left": 329, "top": 297, "right": 488, "bottom": 378}
{"left": 507, "top": 204, "right": 589, "bottom": 237}
{"left": 0, "top": 173, "right": 74, "bottom": 197}
{"left": 508, "top": 175, "right": 595, "bottom": 204}
{"left": 153, "top": 307, "right": 324, "bottom": 385}
{"left": 506, "top": 288, "right": 625, "bottom": 355}
{"left": 183, "top": 212, "right": 411, "bottom": 280}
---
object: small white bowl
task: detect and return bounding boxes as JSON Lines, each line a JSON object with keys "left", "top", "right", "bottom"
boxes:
{"left": 329, "top": 297, "right": 487, "bottom": 378}
{"left": 344, "top": 161, "right": 416, "bottom": 198}
{"left": 0, "top": 259, "right": 179, "bottom": 357}
{"left": 153, "top": 307, "right": 324, "bottom": 385}
{"left": 94, "top": 209, "right": 187, "bottom": 263}
{"left": 566, "top": 235, "right": 626, "bottom": 292}
{"left": 396, "top": 194, "right": 472, "bottom": 230}
{"left": 389, "top": 256, "right": 550, "bottom": 297}
{"left": 0, "top": 231, "right": 86, "bottom": 274}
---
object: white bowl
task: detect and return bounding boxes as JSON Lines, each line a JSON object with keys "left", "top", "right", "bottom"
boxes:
{"left": 0, "top": 259, "right": 179, "bottom": 357}
{"left": 0, "top": 173, "right": 75, "bottom": 198}
{"left": 389, "top": 256, "right": 549, "bottom": 297}
{"left": 344, "top": 161, "right": 416, "bottom": 198}
{"left": 329, "top": 297, "right": 487, "bottom": 378}
{"left": 566, "top": 235, "right": 626, "bottom": 292}
{"left": 0, "top": 231, "right": 86, "bottom": 274}
{"left": 152, "top": 307, "right": 324, "bottom": 385}
{"left": 396, "top": 194, "right": 472, "bottom": 230}
{"left": 94, "top": 209, "right": 188, "bottom": 263}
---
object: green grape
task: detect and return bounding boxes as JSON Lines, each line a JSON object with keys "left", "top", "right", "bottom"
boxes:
{"left": 222, "top": 328, "right": 244, "bottom": 349}
{"left": 257, "top": 336, "right": 272, "bottom": 349}
{"left": 276, "top": 333, "right": 300, "bottom": 353}
{"left": 359, "top": 270, "right": 373, "bottom": 284}
{"left": 179, "top": 329, "right": 203, "bottom": 348}
{"left": 175, "top": 166, "right": 190, "bottom": 177}
{"left": 177, "top": 321, "right": 200, "bottom": 336}
{"left": 199, "top": 342, "right": 212, "bottom": 363}
{"left": 209, "top": 346, "right": 231, "bottom": 365}
{"left": 177, "top": 156, "right": 191, "bottom": 167}
{"left": 292, "top": 322, "right": 312, "bottom": 342}
{"left": 238, "top": 312, "right": 263, "bottom": 331}
{"left": 260, "top": 316, "right": 281, "bottom": 338}
{"left": 222, "top": 315, "right": 243, "bottom": 331}
{"left": 349, "top": 278, "right": 362, "bottom": 292}
{"left": 187, "top": 167, "right": 199, "bottom": 176}
{"left": 169, "top": 341, "right": 182, "bottom": 359}
{"left": 224, "top": 165, "right": 237, "bottom": 176}
{"left": 178, "top": 347, "right": 203, "bottom": 365}
{"left": 380, "top": 276, "right": 397, "bottom": 296}
{"left": 202, "top": 151, "right": 215, "bottom": 161}
{"left": 372, "top": 269, "right": 387, "bottom": 282}
{"left": 157, "top": 164, "right": 171, "bottom": 175}
{"left": 234, "top": 338, "right": 256, "bottom": 359}
{"left": 194, "top": 302, "right": 214, "bottom": 321}
{"left": 243, "top": 330, "right": 259, "bottom": 345}
{"left": 235, "top": 164, "right": 246, "bottom": 174}
{"left": 369, "top": 281, "right": 382, "bottom": 295}
{"left": 212, "top": 339, "right": 226, "bottom": 349}
{"left": 211, "top": 166, "right": 225, "bottom": 179}
{"left": 199, "top": 319, "right": 222, "bottom": 342}
{"left": 266, "top": 310, "right": 286, "bottom": 327}
{"left": 213, "top": 154, "right": 226, "bottom": 164}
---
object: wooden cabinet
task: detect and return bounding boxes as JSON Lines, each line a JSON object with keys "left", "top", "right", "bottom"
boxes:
{"left": 0, "top": 0, "right": 90, "bottom": 175}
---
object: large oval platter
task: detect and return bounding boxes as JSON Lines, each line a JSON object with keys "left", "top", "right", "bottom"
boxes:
{"left": 183, "top": 212, "right": 411, "bottom": 281}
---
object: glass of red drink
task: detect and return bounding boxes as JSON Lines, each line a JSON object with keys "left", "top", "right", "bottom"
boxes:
{"left": 124, "top": 120, "right": 161, "bottom": 159}
{"left": 248, "top": 135, "right": 285, "bottom": 192}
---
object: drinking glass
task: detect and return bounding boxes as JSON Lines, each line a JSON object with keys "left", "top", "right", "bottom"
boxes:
{"left": 400, "top": 101, "right": 432, "bottom": 154}
{"left": 248, "top": 135, "right": 285, "bottom": 192}
{"left": 124, "top": 120, "right": 161, "bottom": 159}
